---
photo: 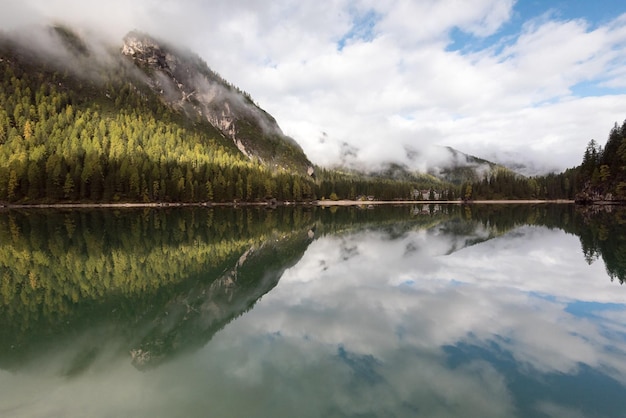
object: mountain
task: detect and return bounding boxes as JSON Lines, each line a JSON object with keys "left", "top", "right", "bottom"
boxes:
{"left": 424, "top": 146, "right": 507, "bottom": 184}
{"left": 336, "top": 145, "right": 512, "bottom": 186}
{"left": 0, "top": 26, "right": 317, "bottom": 203}
{"left": 120, "top": 31, "right": 312, "bottom": 175}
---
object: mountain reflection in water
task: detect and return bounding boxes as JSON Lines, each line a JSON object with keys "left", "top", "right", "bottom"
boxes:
{"left": 0, "top": 204, "right": 625, "bottom": 417}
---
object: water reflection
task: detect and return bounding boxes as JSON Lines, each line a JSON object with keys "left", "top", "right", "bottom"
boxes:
{"left": 1, "top": 204, "right": 626, "bottom": 417}
{"left": 0, "top": 207, "right": 317, "bottom": 370}
{"left": 218, "top": 206, "right": 626, "bottom": 417}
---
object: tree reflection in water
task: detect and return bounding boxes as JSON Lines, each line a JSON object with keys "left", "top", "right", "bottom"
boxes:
{"left": 0, "top": 203, "right": 623, "bottom": 374}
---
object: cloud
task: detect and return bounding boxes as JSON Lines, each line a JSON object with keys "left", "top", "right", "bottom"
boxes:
{"left": 2, "top": 0, "right": 626, "bottom": 173}
{"left": 120, "top": 221, "right": 624, "bottom": 416}
{"left": 255, "top": 224, "right": 626, "bottom": 373}
{"left": 376, "top": 0, "right": 514, "bottom": 44}
{"left": 2, "top": 217, "right": 626, "bottom": 416}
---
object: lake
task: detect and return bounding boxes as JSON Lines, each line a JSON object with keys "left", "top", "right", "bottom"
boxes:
{"left": 0, "top": 204, "right": 625, "bottom": 417}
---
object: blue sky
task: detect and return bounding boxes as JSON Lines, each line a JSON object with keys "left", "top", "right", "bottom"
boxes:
{"left": 337, "top": 9, "right": 381, "bottom": 51}
{"left": 446, "top": 0, "right": 626, "bottom": 101}
{"left": 3, "top": 0, "right": 626, "bottom": 173}
{"left": 451, "top": 1, "right": 626, "bottom": 89}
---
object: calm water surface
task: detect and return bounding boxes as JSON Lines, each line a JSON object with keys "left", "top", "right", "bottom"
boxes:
{"left": 1, "top": 204, "right": 625, "bottom": 417}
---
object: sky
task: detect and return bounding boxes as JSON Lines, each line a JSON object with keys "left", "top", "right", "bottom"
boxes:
{"left": 3, "top": 223, "right": 626, "bottom": 416}
{"left": 2, "top": 0, "right": 626, "bottom": 174}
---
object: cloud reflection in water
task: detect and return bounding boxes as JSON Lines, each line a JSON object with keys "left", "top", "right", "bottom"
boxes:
{"left": 204, "top": 223, "right": 626, "bottom": 417}
{"left": 2, "top": 208, "right": 626, "bottom": 417}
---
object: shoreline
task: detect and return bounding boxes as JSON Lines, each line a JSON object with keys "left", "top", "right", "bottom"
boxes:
{"left": 315, "top": 199, "right": 574, "bottom": 206}
{"left": 0, "top": 199, "right": 575, "bottom": 209}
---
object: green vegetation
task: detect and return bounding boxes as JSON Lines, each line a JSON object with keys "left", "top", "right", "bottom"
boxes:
{"left": 315, "top": 167, "right": 458, "bottom": 202}
{"left": 574, "top": 120, "right": 626, "bottom": 202}
{"left": 577, "top": 206, "right": 626, "bottom": 284}
{"left": 0, "top": 206, "right": 317, "bottom": 368}
{"left": 121, "top": 30, "right": 313, "bottom": 175}
{"left": 462, "top": 168, "right": 578, "bottom": 200}
{"left": 465, "top": 118, "right": 626, "bottom": 202}
{"left": 0, "top": 41, "right": 320, "bottom": 204}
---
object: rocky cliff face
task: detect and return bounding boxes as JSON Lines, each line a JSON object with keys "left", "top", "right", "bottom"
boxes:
{"left": 121, "top": 32, "right": 313, "bottom": 175}
{"left": 574, "top": 183, "right": 622, "bottom": 204}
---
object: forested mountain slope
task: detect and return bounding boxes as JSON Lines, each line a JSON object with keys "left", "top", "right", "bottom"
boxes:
{"left": 0, "top": 26, "right": 315, "bottom": 203}
{"left": 120, "top": 31, "right": 312, "bottom": 174}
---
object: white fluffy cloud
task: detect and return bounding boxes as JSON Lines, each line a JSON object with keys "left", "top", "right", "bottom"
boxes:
{"left": 5, "top": 220, "right": 623, "bottom": 417}
{"left": 2, "top": 0, "right": 626, "bottom": 173}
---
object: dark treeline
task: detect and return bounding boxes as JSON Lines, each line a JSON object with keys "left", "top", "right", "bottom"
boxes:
{"left": 462, "top": 169, "right": 579, "bottom": 200}
{"left": 575, "top": 119, "right": 626, "bottom": 201}
{"left": 465, "top": 118, "right": 626, "bottom": 201}
{"left": 315, "top": 167, "right": 458, "bottom": 201}
{"left": 568, "top": 205, "right": 626, "bottom": 284}
{"left": 467, "top": 203, "right": 626, "bottom": 284}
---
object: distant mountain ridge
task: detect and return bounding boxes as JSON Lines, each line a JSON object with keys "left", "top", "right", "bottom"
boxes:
{"left": 430, "top": 146, "right": 508, "bottom": 184}
{"left": 336, "top": 145, "right": 514, "bottom": 186}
